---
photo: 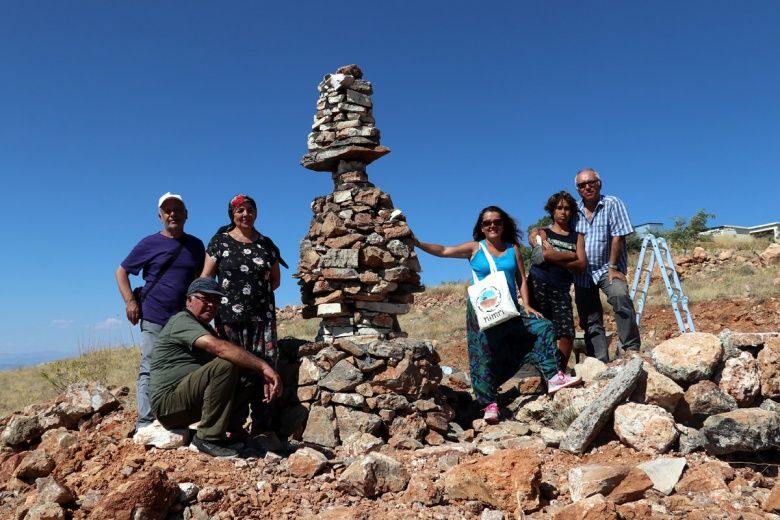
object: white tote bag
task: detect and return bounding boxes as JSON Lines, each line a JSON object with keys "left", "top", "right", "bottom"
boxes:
{"left": 467, "top": 242, "right": 521, "bottom": 330}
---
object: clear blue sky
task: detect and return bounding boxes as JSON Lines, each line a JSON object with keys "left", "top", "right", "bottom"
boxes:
{"left": 1, "top": 1, "right": 778, "bottom": 367}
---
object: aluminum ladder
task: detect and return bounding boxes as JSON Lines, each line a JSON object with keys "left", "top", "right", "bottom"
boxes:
{"left": 629, "top": 234, "right": 695, "bottom": 334}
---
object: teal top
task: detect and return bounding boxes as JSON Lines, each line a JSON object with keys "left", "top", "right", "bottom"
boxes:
{"left": 469, "top": 240, "right": 518, "bottom": 303}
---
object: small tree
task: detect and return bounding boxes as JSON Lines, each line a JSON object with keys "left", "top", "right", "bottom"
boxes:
{"left": 526, "top": 215, "right": 552, "bottom": 237}
{"left": 667, "top": 209, "right": 715, "bottom": 254}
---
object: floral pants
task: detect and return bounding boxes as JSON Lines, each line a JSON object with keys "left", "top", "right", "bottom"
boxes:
{"left": 466, "top": 300, "right": 561, "bottom": 406}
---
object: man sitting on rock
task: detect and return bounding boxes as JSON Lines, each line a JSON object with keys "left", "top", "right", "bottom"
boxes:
{"left": 148, "top": 278, "right": 283, "bottom": 457}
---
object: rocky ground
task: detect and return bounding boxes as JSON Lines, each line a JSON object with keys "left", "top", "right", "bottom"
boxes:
{"left": 2, "top": 244, "right": 779, "bottom": 520}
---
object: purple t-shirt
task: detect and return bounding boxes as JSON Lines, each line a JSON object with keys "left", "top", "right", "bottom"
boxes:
{"left": 121, "top": 233, "right": 205, "bottom": 326}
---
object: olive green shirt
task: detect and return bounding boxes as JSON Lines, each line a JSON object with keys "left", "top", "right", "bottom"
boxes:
{"left": 149, "top": 310, "right": 217, "bottom": 407}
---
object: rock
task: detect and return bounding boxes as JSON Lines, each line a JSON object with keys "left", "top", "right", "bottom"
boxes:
{"left": 196, "top": 485, "right": 221, "bottom": 502}
{"left": 388, "top": 414, "right": 427, "bottom": 447}
{"left": 630, "top": 362, "right": 684, "bottom": 413}
{"left": 636, "top": 457, "right": 687, "bottom": 495}
{"left": 443, "top": 449, "right": 542, "bottom": 515}
{"left": 331, "top": 393, "right": 365, "bottom": 407}
{"left": 1, "top": 414, "right": 43, "bottom": 446}
{"left": 177, "top": 482, "right": 199, "bottom": 503}
{"left": 341, "top": 432, "right": 384, "bottom": 457}
{"left": 676, "top": 380, "right": 737, "bottom": 426}
{"left": 338, "top": 452, "right": 410, "bottom": 497}
{"left": 63, "top": 382, "right": 119, "bottom": 416}
{"left": 480, "top": 510, "right": 505, "bottom": 520}
{"left": 288, "top": 447, "right": 328, "bottom": 478}
{"left": 302, "top": 406, "right": 339, "bottom": 448}
{"left": 765, "top": 483, "right": 780, "bottom": 513}
{"left": 298, "top": 357, "right": 322, "bottom": 385}
{"left": 552, "top": 493, "right": 618, "bottom": 520}
{"left": 676, "top": 425, "right": 706, "bottom": 454}
{"left": 373, "top": 393, "right": 411, "bottom": 411}
{"left": 371, "top": 357, "right": 421, "bottom": 394}
{"left": 560, "top": 357, "right": 644, "bottom": 454}
{"left": 334, "top": 406, "right": 382, "bottom": 439}
{"left": 88, "top": 469, "right": 177, "bottom": 520}
{"left": 717, "top": 351, "right": 761, "bottom": 406}
{"left": 319, "top": 359, "right": 364, "bottom": 392}
{"left": 607, "top": 467, "right": 653, "bottom": 504}
{"left": 613, "top": 403, "right": 678, "bottom": 454}
{"left": 568, "top": 464, "right": 630, "bottom": 502}
{"left": 36, "top": 476, "right": 75, "bottom": 505}
{"left": 674, "top": 462, "right": 729, "bottom": 494}
{"left": 760, "top": 399, "right": 780, "bottom": 413}
{"left": 14, "top": 449, "right": 55, "bottom": 480}
{"left": 701, "top": 408, "right": 780, "bottom": 454}
{"left": 759, "top": 243, "right": 780, "bottom": 265}
{"left": 758, "top": 337, "right": 780, "bottom": 399}
{"left": 403, "top": 474, "right": 443, "bottom": 506}
{"left": 132, "top": 420, "right": 189, "bottom": 449}
{"left": 25, "top": 503, "right": 65, "bottom": 520}
{"left": 320, "top": 249, "right": 359, "bottom": 268}
{"left": 652, "top": 332, "right": 723, "bottom": 384}
{"left": 575, "top": 357, "right": 608, "bottom": 383}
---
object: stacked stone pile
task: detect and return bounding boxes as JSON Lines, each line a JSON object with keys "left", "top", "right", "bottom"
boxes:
{"left": 280, "top": 337, "right": 456, "bottom": 451}
{"left": 297, "top": 64, "right": 424, "bottom": 342}
{"left": 513, "top": 330, "right": 780, "bottom": 457}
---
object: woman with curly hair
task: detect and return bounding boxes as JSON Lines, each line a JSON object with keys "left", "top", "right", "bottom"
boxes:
{"left": 414, "top": 206, "right": 580, "bottom": 423}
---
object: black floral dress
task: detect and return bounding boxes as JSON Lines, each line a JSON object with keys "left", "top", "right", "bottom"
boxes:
{"left": 206, "top": 232, "right": 281, "bottom": 367}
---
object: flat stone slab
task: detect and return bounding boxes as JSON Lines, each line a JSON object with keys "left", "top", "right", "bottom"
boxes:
{"left": 636, "top": 457, "right": 687, "bottom": 495}
{"left": 302, "top": 145, "right": 390, "bottom": 172}
{"left": 560, "top": 357, "right": 644, "bottom": 454}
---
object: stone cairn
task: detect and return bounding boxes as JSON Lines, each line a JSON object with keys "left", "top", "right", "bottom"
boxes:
{"left": 296, "top": 64, "right": 424, "bottom": 344}
{"left": 280, "top": 66, "right": 453, "bottom": 451}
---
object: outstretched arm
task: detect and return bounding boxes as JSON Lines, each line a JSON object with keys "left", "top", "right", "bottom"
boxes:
{"left": 413, "top": 237, "right": 477, "bottom": 259}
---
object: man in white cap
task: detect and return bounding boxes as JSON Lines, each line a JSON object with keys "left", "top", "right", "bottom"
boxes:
{"left": 115, "top": 192, "right": 206, "bottom": 433}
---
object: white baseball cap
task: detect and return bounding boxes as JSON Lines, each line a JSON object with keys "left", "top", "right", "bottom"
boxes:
{"left": 158, "top": 192, "right": 184, "bottom": 208}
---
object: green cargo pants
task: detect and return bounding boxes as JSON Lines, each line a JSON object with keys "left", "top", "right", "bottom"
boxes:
{"left": 153, "top": 357, "right": 258, "bottom": 441}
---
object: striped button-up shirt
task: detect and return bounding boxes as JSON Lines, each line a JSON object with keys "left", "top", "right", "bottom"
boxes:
{"left": 574, "top": 194, "right": 633, "bottom": 287}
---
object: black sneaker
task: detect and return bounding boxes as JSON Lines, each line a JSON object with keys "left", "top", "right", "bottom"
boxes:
{"left": 191, "top": 435, "right": 238, "bottom": 457}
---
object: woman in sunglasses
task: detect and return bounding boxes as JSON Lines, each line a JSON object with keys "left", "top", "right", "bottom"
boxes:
{"left": 201, "top": 194, "right": 287, "bottom": 435}
{"left": 414, "top": 206, "right": 580, "bottom": 424}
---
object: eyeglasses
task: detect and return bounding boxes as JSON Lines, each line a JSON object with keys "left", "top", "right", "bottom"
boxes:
{"left": 481, "top": 218, "right": 503, "bottom": 228}
{"left": 190, "top": 293, "right": 221, "bottom": 306}
{"left": 576, "top": 179, "right": 599, "bottom": 189}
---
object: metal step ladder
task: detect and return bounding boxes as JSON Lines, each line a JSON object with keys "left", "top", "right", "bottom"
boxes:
{"left": 629, "top": 234, "right": 696, "bottom": 334}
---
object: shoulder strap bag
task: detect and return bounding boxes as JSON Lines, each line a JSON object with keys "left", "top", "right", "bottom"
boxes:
{"left": 467, "top": 242, "right": 521, "bottom": 330}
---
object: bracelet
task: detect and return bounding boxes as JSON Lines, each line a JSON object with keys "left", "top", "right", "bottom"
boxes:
{"left": 608, "top": 264, "right": 618, "bottom": 270}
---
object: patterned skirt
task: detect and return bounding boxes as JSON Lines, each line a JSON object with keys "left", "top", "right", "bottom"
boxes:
{"left": 466, "top": 300, "right": 560, "bottom": 406}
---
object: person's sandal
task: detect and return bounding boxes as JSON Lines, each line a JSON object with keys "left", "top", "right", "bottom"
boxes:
{"left": 547, "top": 372, "right": 583, "bottom": 394}
{"left": 482, "top": 402, "right": 500, "bottom": 424}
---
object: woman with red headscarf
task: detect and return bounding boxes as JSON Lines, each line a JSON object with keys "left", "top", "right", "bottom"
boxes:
{"left": 201, "top": 194, "right": 286, "bottom": 434}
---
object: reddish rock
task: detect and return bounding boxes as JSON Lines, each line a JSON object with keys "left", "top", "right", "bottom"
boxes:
{"left": 607, "top": 468, "right": 653, "bottom": 504}
{"left": 758, "top": 337, "right": 780, "bottom": 398}
{"left": 552, "top": 493, "right": 619, "bottom": 520}
{"left": 444, "top": 448, "right": 542, "bottom": 515}
{"left": 14, "top": 449, "right": 55, "bottom": 481}
{"left": 403, "top": 474, "right": 442, "bottom": 506}
{"left": 287, "top": 447, "right": 328, "bottom": 478}
{"left": 88, "top": 469, "right": 177, "bottom": 520}
{"left": 674, "top": 462, "right": 729, "bottom": 494}
{"left": 765, "top": 482, "right": 780, "bottom": 513}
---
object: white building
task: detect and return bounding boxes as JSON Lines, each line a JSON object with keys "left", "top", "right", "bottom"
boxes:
{"left": 700, "top": 222, "right": 780, "bottom": 242}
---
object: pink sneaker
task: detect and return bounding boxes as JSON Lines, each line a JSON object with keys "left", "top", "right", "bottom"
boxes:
{"left": 482, "top": 402, "right": 500, "bottom": 423}
{"left": 547, "top": 372, "right": 582, "bottom": 394}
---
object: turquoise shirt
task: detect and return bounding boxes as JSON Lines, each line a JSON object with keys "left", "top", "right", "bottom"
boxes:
{"left": 469, "top": 241, "right": 518, "bottom": 303}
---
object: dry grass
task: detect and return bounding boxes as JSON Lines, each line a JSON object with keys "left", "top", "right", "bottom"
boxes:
{"left": 277, "top": 315, "right": 319, "bottom": 343}
{"left": 710, "top": 235, "right": 772, "bottom": 251}
{"left": 0, "top": 346, "right": 140, "bottom": 417}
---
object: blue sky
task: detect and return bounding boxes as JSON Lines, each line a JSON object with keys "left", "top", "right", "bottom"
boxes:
{"left": 1, "top": 1, "right": 778, "bottom": 367}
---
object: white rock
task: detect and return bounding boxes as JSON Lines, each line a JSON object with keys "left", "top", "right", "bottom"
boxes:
{"left": 132, "top": 421, "right": 189, "bottom": 449}
{"left": 636, "top": 457, "right": 687, "bottom": 495}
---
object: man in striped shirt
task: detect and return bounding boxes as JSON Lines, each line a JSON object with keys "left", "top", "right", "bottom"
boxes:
{"left": 573, "top": 168, "right": 641, "bottom": 362}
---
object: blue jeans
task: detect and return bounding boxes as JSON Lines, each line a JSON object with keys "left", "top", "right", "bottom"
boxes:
{"left": 137, "top": 320, "right": 163, "bottom": 428}
{"left": 574, "top": 273, "right": 640, "bottom": 363}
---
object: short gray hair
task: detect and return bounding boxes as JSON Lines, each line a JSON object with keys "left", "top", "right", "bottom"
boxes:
{"left": 575, "top": 168, "right": 601, "bottom": 184}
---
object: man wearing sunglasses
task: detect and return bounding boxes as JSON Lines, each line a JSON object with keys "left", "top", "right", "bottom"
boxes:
{"left": 148, "top": 277, "right": 283, "bottom": 457}
{"left": 572, "top": 168, "right": 640, "bottom": 362}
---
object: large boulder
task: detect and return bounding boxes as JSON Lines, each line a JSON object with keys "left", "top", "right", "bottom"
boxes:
{"left": 630, "top": 361, "right": 684, "bottom": 413}
{"left": 701, "top": 408, "right": 780, "bottom": 455}
{"left": 560, "top": 357, "right": 644, "bottom": 454}
{"left": 88, "top": 469, "right": 177, "bottom": 520}
{"left": 717, "top": 351, "right": 761, "bottom": 407}
{"left": 652, "top": 332, "right": 722, "bottom": 385}
{"left": 758, "top": 337, "right": 780, "bottom": 399}
{"left": 338, "top": 452, "right": 410, "bottom": 497}
{"left": 613, "top": 403, "right": 678, "bottom": 454}
{"left": 567, "top": 464, "right": 630, "bottom": 502}
{"left": 759, "top": 243, "right": 780, "bottom": 265}
{"left": 676, "top": 380, "right": 738, "bottom": 426}
{"left": 444, "top": 448, "right": 542, "bottom": 515}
